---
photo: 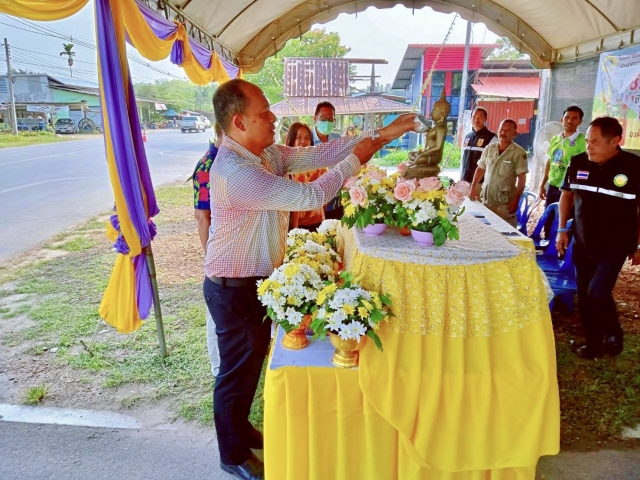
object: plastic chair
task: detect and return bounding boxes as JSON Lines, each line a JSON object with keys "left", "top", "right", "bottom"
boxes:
{"left": 516, "top": 191, "right": 538, "bottom": 235}
{"left": 529, "top": 203, "right": 559, "bottom": 251}
{"left": 536, "top": 219, "right": 573, "bottom": 272}
{"left": 544, "top": 227, "right": 577, "bottom": 312}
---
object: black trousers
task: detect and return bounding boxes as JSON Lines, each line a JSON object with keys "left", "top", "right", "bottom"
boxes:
{"left": 543, "top": 185, "right": 562, "bottom": 238}
{"left": 573, "top": 246, "right": 627, "bottom": 348}
{"left": 203, "top": 277, "right": 272, "bottom": 465}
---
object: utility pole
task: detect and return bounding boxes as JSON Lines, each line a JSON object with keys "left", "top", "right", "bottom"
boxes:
{"left": 4, "top": 38, "right": 18, "bottom": 136}
{"left": 457, "top": 22, "right": 472, "bottom": 146}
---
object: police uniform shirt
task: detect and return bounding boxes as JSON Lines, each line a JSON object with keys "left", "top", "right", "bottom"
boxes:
{"left": 460, "top": 126, "right": 497, "bottom": 183}
{"left": 561, "top": 148, "right": 640, "bottom": 255}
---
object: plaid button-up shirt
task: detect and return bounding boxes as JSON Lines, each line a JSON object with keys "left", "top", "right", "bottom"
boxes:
{"left": 204, "top": 134, "right": 367, "bottom": 278}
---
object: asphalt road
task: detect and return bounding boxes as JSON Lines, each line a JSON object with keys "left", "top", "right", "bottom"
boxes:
{"left": 0, "top": 129, "right": 211, "bottom": 263}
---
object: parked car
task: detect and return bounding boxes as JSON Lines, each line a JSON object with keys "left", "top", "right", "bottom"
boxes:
{"left": 181, "top": 116, "right": 205, "bottom": 133}
{"left": 55, "top": 118, "right": 78, "bottom": 134}
{"left": 199, "top": 116, "right": 211, "bottom": 129}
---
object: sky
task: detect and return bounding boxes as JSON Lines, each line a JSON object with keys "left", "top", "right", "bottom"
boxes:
{"left": 0, "top": 4, "right": 498, "bottom": 87}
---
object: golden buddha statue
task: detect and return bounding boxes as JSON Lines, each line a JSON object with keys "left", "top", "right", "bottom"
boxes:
{"left": 403, "top": 90, "right": 451, "bottom": 180}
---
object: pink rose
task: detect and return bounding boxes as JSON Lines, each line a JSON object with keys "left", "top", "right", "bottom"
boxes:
{"left": 344, "top": 176, "right": 358, "bottom": 189}
{"left": 393, "top": 180, "right": 416, "bottom": 202}
{"left": 451, "top": 180, "right": 471, "bottom": 197}
{"left": 417, "top": 177, "right": 442, "bottom": 192}
{"left": 349, "top": 186, "right": 368, "bottom": 206}
{"left": 397, "top": 162, "right": 408, "bottom": 174}
{"left": 445, "top": 188, "right": 465, "bottom": 207}
{"left": 366, "top": 169, "right": 385, "bottom": 180}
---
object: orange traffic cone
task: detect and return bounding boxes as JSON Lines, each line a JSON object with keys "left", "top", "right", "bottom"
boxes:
{"left": 142, "top": 130, "right": 147, "bottom": 142}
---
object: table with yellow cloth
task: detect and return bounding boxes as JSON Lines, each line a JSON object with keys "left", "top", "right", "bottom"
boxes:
{"left": 264, "top": 210, "right": 560, "bottom": 480}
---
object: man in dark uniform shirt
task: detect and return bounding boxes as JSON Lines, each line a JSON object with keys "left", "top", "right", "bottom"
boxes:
{"left": 557, "top": 116, "right": 640, "bottom": 359}
{"left": 460, "top": 107, "right": 497, "bottom": 189}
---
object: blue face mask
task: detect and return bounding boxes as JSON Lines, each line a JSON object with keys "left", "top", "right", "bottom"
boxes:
{"left": 316, "top": 121, "right": 334, "bottom": 136}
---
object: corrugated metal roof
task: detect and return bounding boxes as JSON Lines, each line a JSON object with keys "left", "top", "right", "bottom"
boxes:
{"left": 270, "top": 96, "right": 412, "bottom": 116}
{"left": 392, "top": 44, "right": 497, "bottom": 91}
{"left": 472, "top": 77, "right": 541, "bottom": 99}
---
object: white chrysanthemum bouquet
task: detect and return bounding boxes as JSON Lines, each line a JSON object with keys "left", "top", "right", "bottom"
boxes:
{"left": 310, "top": 273, "right": 393, "bottom": 351}
{"left": 257, "top": 263, "right": 324, "bottom": 332}
{"left": 283, "top": 239, "right": 341, "bottom": 282}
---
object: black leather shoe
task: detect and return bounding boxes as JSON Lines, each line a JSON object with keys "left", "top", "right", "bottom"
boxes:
{"left": 220, "top": 452, "right": 264, "bottom": 480}
{"left": 248, "top": 426, "right": 263, "bottom": 450}
{"left": 575, "top": 344, "right": 600, "bottom": 360}
{"left": 604, "top": 335, "right": 624, "bottom": 357}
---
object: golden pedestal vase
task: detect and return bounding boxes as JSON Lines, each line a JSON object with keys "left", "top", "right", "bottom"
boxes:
{"left": 282, "top": 314, "right": 312, "bottom": 350}
{"left": 329, "top": 333, "right": 365, "bottom": 368}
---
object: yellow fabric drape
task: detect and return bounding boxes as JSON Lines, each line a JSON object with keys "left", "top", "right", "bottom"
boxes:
{"left": 264, "top": 228, "right": 560, "bottom": 479}
{"left": 96, "top": 0, "right": 143, "bottom": 333}
{"left": 98, "top": 254, "right": 143, "bottom": 333}
{"left": 121, "top": 0, "right": 177, "bottom": 61}
{"left": 0, "top": 0, "right": 88, "bottom": 20}
{"left": 120, "top": 0, "right": 233, "bottom": 85}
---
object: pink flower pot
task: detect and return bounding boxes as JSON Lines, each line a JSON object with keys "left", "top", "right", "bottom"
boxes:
{"left": 362, "top": 223, "right": 387, "bottom": 237}
{"left": 411, "top": 229, "right": 434, "bottom": 246}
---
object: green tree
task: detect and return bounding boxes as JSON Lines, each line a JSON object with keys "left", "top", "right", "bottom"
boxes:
{"left": 134, "top": 79, "right": 217, "bottom": 114}
{"left": 245, "top": 28, "right": 351, "bottom": 104}
{"left": 60, "top": 43, "right": 75, "bottom": 77}
{"left": 487, "top": 36, "right": 528, "bottom": 60}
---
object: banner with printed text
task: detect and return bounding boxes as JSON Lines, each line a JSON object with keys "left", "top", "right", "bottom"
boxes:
{"left": 594, "top": 44, "right": 640, "bottom": 149}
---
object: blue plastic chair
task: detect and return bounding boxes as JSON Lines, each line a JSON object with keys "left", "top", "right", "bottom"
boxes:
{"left": 529, "top": 203, "right": 559, "bottom": 251}
{"left": 516, "top": 191, "right": 538, "bottom": 235}
{"left": 544, "top": 226, "right": 577, "bottom": 312}
{"left": 537, "top": 220, "right": 573, "bottom": 272}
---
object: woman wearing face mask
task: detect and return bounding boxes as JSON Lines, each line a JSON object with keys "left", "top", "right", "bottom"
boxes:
{"left": 285, "top": 122, "right": 326, "bottom": 231}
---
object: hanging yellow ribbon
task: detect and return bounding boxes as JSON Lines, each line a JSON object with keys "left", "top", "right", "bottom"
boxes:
{"left": 0, "top": 0, "right": 88, "bottom": 20}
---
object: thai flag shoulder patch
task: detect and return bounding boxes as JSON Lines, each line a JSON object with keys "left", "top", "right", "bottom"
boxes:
{"left": 576, "top": 170, "right": 589, "bottom": 180}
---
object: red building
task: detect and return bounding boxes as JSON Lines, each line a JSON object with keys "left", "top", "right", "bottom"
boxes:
{"left": 393, "top": 44, "right": 541, "bottom": 151}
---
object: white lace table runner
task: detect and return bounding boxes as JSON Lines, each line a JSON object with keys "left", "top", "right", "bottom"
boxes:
{"left": 351, "top": 214, "right": 523, "bottom": 265}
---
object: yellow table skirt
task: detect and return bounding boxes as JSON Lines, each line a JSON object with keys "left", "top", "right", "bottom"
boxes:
{"left": 264, "top": 225, "right": 559, "bottom": 479}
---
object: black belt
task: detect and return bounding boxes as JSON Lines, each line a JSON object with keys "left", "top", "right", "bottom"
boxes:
{"left": 208, "top": 276, "right": 265, "bottom": 288}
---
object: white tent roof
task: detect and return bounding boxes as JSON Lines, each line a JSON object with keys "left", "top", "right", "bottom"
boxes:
{"left": 144, "top": 0, "right": 640, "bottom": 72}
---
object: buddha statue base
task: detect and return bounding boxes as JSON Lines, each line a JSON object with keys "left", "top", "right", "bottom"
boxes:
{"left": 402, "top": 163, "right": 441, "bottom": 180}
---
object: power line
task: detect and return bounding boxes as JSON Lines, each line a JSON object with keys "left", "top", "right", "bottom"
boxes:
{"left": 0, "top": 16, "right": 185, "bottom": 80}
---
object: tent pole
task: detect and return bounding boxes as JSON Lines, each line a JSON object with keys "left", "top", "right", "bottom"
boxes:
{"left": 145, "top": 245, "right": 167, "bottom": 357}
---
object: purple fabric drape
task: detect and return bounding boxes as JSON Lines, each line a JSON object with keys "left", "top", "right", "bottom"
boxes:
{"left": 220, "top": 55, "right": 240, "bottom": 80}
{"left": 188, "top": 37, "right": 212, "bottom": 70}
{"left": 134, "top": 254, "right": 153, "bottom": 319}
{"left": 96, "top": 0, "right": 158, "bottom": 319}
{"left": 170, "top": 40, "right": 184, "bottom": 65}
{"left": 137, "top": 0, "right": 177, "bottom": 39}
{"left": 133, "top": 0, "right": 240, "bottom": 80}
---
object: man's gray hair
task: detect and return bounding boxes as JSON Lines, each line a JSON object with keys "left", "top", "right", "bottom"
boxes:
{"left": 213, "top": 79, "right": 252, "bottom": 131}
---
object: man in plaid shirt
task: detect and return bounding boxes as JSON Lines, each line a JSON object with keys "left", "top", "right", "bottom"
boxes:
{"left": 205, "top": 79, "right": 415, "bottom": 480}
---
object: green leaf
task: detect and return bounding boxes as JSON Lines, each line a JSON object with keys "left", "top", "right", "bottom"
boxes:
{"left": 380, "top": 294, "right": 393, "bottom": 306}
{"left": 366, "top": 330, "right": 383, "bottom": 351}
{"left": 432, "top": 225, "right": 446, "bottom": 246}
{"left": 370, "top": 309, "right": 385, "bottom": 322}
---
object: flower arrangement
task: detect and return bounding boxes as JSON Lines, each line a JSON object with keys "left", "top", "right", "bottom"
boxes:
{"left": 257, "top": 263, "right": 324, "bottom": 332}
{"left": 310, "top": 273, "right": 393, "bottom": 351}
{"left": 286, "top": 228, "right": 332, "bottom": 255}
{"left": 316, "top": 219, "right": 341, "bottom": 249}
{"left": 392, "top": 178, "right": 471, "bottom": 246}
{"left": 340, "top": 166, "right": 399, "bottom": 229}
{"left": 283, "top": 239, "right": 341, "bottom": 282}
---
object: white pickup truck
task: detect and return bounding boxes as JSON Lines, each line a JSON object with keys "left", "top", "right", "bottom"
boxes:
{"left": 181, "top": 115, "right": 206, "bottom": 133}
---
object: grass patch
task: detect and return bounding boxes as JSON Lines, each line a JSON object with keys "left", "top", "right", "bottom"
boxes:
{"left": 553, "top": 308, "right": 640, "bottom": 446}
{"left": 155, "top": 184, "right": 192, "bottom": 208}
{"left": 0, "top": 131, "right": 84, "bottom": 149}
{"left": 371, "top": 141, "right": 461, "bottom": 169}
{"left": 24, "top": 385, "right": 48, "bottom": 405}
{"left": 53, "top": 236, "right": 99, "bottom": 252}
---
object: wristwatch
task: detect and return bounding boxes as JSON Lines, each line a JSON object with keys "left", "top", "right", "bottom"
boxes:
{"left": 557, "top": 228, "right": 568, "bottom": 233}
